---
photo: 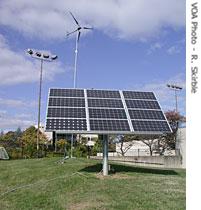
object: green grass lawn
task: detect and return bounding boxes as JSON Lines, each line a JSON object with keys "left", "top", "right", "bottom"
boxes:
{"left": 0, "top": 157, "right": 185, "bottom": 210}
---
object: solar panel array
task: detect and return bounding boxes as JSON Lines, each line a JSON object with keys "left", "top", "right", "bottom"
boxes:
{"left": 46, "top": 88, "right": 172, "bottom": 134}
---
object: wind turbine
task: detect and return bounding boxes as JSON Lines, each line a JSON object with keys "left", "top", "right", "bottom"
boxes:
{"left": 67, "top": 12, "right": 93, "bottom": 88}
{"left": 67, "top": 12, "right": 93, "bottom": 159}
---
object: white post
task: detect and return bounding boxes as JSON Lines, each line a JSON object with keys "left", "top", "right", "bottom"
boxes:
{"left": 71, "top": 134, "right": 73, "bottom": 158}
{"left": 73, "top": 32, "right": 79, "bottom": 88}
{"left": 102, "top": 135, "right": 109, "bottom": 176}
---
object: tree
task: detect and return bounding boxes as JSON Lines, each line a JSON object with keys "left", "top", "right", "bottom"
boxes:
{"left": 154, "top": 111, "right": 185, "bottom": 155}
{"left": 74, "top": 142, "right": 88, "bottom": 157}
{"left": 0, "top": 130, "right": 4, "bottom": 137}
{"left": 0, "top": 130, "right": 21, "bottom": 159}
{"left": 21, "top": 126, "right": 48, "bottom": 158}
{"left": 1, "top": 131, "right": 16, "bottom": 141}
{"left": 56, "top": 139, "right": 70, "bottom": 156}
{"left": 91, "top": 138, "right": 102, "bottom": 155}
{"left": 15, "top": 127, "right": 22, "bottom": 139}
{"left": 114, "top": 135, "right": 139, "bottom": 156}
{"left": 141, "top": 137, "right": 157, "bottom": 156}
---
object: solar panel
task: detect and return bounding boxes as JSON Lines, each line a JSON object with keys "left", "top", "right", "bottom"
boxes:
{"left": 123, "top": 91, "right": 156, "bottom": 100}
{"left": 132, "top": 120, "right": 170, "bottom": 132}
{"left": 125, "top": 100, "right": 160, "bottom": 109}
{"left": 89, "top": 108, "right": 127, "bottom": 119}
{"left": 50, "top": 88, "right": 84, "bottom": 97}
{"left": 47, "top": 108, "right": 86, "bottom": 118}
{"left": 87, "top": 89, "right": 120, "bottom": 98}
{"left": 49, "top": 98, "right": 85, "bottom": 107}
{"left": 128, "top": 110, "right": 165, "bottom": 120}
{"left": 46, "top": 119, "right": 87, "bottom": 131}
{"left": 88, "top": 98, "right": 123, "bottom": 108}
{"left": 90, "top": 119, "right": 130, "bottom": 131}
{"left": 46, "top": 88, "right": 172, "bottom": 134}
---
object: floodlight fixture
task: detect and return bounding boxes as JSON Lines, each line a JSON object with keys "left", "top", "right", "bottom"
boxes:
{"left": 27, "top": 49, "right": 33, "bottom": 55}
{"left": 26, "top": 49, "right": 58, "bottom": 62}
{"left": 167, "top": 84, "right": 183, "bottom": 90}
{"left": 36, "top": 52, "right": 41, "bottom": 57}
{"left": 43, "top": 54, "right": 50, "bottom": 59}
{"left": 167, "top": 83, "right": 183, "bottom": 113}
{"left": 26, "top": 48, "right": 58, "bottom": 157}
{"left": 51, "top": 55, "right": 58, "bottom": 60}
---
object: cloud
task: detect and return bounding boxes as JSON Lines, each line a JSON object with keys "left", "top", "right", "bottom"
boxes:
{"left": 167, "top": 45, "right": 181, "bottom": 55}
{"left": 0, "top": 98, "right": 36, "bottom": 108}
{"left": 0, "top": 116, "right": 34, "bottom": 130}
{"left": 0, "top": 97, "right": 37, "bottom": 130}
{"left": 147, "top": 42, "right": 163, "bottom": 54}
{"left": 14, "top": 113, "right": 32, "bottom": 119}
{"left": 167, "top": 38, "right": 185, "bottom": 55}
{"left": 0, "top": 110, "right": 7, "bottom": 116}
{"left": 0, "top": 34, "right": 64, "bottom": 86}
{"left": 0, "top": 0, "right": 185, "bottom": 40}
{"left": 0, "top": 108, "right": 35, "bottom": 130}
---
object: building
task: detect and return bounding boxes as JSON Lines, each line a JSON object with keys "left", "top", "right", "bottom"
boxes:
{"left": 176, "top": 123, "right": 186, "bottom": 168}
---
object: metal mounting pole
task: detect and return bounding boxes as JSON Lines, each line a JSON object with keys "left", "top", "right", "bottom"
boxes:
{"left": 36, "top": 59, "right": 43, "bottom": 158}
{"left": 71, "top": 134, "right": 73, "bottom": 158}
{"left": 71, "top": 33, "right": 79, "bottom": 159}
{"left": 73, "top": 32, "right": 79, "bottom": 88}
{"left": 175, "top": 89, "right": 178, "bottom": 113}
{"left": 102, "top": 135, "right": 109, "bottom": 176}
{"left": 72, "top": 33, "right": 79, "bottom": 159}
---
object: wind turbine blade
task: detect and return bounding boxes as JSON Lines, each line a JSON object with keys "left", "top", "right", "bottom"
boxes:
{"left": 66, "top": 29, "right": 79, "bottom": 36}
{"left": 69, "top": 12, "right": 80, "bottom": 26}
{"left": 77, "top": 31, "right": 81, "bottom": 42}
{"left": 83, "top": 27, "right": 93, "bottom": 30}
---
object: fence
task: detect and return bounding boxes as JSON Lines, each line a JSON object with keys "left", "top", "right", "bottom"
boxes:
{"left": 91, "top": 155, "right": 182, "bottom": 169}
{"left": 97, "top": 149, "right": 176, "bottom": 157}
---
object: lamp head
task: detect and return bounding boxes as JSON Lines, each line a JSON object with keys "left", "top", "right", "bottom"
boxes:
{"left": 27, "top": 49, "right": 33, "bottom": 55}
{"left": 51, "top": 55, "right": 58, "bottom": 60}
{"left": 36, "top": 52, "right": 41, "bottom": 57}
{"left": 43, "top": 54, "right": 50, "bottom": 59}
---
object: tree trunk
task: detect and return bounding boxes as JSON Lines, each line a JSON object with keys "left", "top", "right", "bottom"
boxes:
{"left": 149, "top": 147, "right": 153, "bottom": 156}
{"left": 120, "top": 141, "right": 125, "bottom": 156}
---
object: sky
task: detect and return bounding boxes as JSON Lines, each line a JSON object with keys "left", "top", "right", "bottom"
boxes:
{"left": 0, "top": 0, "right": 186, "bottom": 131}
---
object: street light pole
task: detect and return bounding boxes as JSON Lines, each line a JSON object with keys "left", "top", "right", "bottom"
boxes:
{"left": 26, "top": 49, "right": 58, "bottom": 157}
{"left": 174, "top": 88, "right": 178, "bottom": 113}
{"left": 36, "top": 59, "right": 43, "bottom": 153}
{"left": 167, "top": 84, "right": 183, "bottom": 113}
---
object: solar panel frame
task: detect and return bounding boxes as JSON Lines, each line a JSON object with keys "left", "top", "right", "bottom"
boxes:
{"left": 46, "top": 88, "right": 172, "bottom": 134}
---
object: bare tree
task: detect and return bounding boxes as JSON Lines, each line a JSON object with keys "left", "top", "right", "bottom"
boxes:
{"left": 154, "top": 111, "right": 185, "bottom": 155}
{"left": 141, "top": 139, "right": 156, "bottom": 156}
{"left": 114, "top": 135, "right": 139, "bottom": 156}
